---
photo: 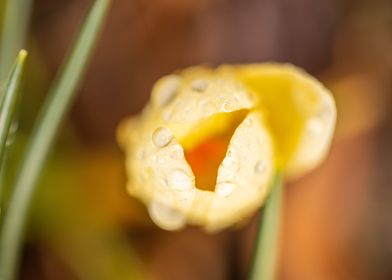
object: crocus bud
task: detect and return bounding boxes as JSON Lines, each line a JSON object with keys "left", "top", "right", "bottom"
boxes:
{"left": 118, "top": 64, "right": 336, "bottom": 232}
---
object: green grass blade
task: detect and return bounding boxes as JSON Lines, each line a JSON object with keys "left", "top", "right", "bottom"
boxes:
{"left": 0, "top": 50, "right": 27, "bottom": 210}
{"left": 0, "top": 0, "right": 33, "bottom": 81}
{"left": 0, "top": 50, "right": 27, "bottom": 166}
{"left": 0, "top": 1, "right": 110, "bottom": 279}
{"left": 250, "top": 173, "right": 283, "bottom": 280}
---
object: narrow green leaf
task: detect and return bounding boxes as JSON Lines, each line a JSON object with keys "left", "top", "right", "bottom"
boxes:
{"left": 0, "top": 1, "right": 110, "bottom": 279}
{"left": 0, "top": 51, "right": 27, "bottom": 164}
{"left": 0, "top": 0, "right": 33, "bottom": 81}
{"left": 250, "top": 173, "right": 283, "bottom": 280}
{"left": 0, "top": 50, "right": 27, "bottom": 210}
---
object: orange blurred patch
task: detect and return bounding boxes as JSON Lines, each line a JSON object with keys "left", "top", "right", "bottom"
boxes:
{"left": 184, "top": 137, "right": 228, "bottom": 192}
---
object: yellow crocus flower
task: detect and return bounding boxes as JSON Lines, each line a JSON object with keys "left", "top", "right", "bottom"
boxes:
{"left": 117, "top": 64, "right": 336, "bottom": 232}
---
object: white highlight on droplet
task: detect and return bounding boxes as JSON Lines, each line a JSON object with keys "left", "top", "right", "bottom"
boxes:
{"left": 216, "top": 182, "right": 236, "bottom": 197}
{"left": 152, "top": 127, "right": 173, "bottom": 148}
{"left": 222, "top": 150, "right": 238, "bottom": 168}
{"left": 163, "top": 110, "right": 173, "bottom": 122}
{"left": 168, "top": 169, "right": 193, "bottom": 191}
{"left": 244, "top": 118, "right": 253, "bottom": 127}
{"left": 157, "top": 156, "right": 166, "bottom": 164}
{"left": 156, "top": 75, "right": 180, "bottom": 107}
{"left": 191, "top": 79, "right": 209, "bottom": 92}
{"left": 318, "top": 97, "right": 333, "bottom": 121}
{"left": 221, "top": 100, "right": 231, "bottom": 112}
{"left": 218, "top": 149, "right": 240, "bottom": 181}
{"left": 148, "top": 200, "right": 185, "bottom": 230}
{"left": 254, "top": 160, "right": 266, "bottom": 174}
{"left": 307, "top": 118, "right": 323, "bottom": 134}
{"left": 170, "top": 144, "right": 184, "bottom": 159}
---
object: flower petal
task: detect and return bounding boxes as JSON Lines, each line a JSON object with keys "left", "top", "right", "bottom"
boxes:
{"left": 234, "top": 64, "right": 336, "bottom": 179}
{"left": 206, "top": 111, "right": 274, "bottom": 231}
{"left": 117, "top": 63, "right": 336, "bottom": 231}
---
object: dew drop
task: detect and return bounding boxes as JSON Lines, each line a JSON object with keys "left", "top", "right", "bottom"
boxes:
{"left": 168, "top": 169, "right": 193, "bottom": 191}
{"left": 191, "top": 79, "right": 208, "bottom": 92}
{"left": 170, "top": 144, "right": 184, "bottom": 159}
{"left": 221, "top": 100, "right": 231, "bottom": 112}
{"left": 6, "top": 122, "right": 18, "bottom": 146}
{"left": 255, "top": 160, "right": 266, "bottom": 174}
{"left": 157, "top": 156, "right": 166, "bottom": 164}
{"left": 176, "top": 188, "right": 195, "bottom": 205}
{"left": 152, "top": 127, "right": 173, "bottom": 148}
{"left": 216, "top": 182, "right": 236, "bottom": 197}
{"left": 163, "top": 110, "right": 173, "bottom": 122}
{"left": 244, "top": 118, "right": 253, "bottom": 127}
{"left": 222, "top": 150, "right": 239, "bottom": 168}
{"left": 307, "top": 118, "right": 323, "bottom": 135}
{"left": 200, "top": 100, "right": 214, "bottom": 116}
{"left": 319, "top": 100, "right": 332, "bottom": 121}
{"left": 148, "top": 200, "right": 185, "bottom": 230}
{"left": 156, "top": 75, "right": 180, "bottom": 107}
{"left": 219, "top": 149, "right": 239, "bottom": 180}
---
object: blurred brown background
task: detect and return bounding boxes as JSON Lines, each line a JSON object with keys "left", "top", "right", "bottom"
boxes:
{"left": 13, "top": 0, "right": 392, "bottom": 279}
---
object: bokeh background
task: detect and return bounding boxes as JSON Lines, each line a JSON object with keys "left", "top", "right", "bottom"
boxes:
{"left": 2, "top": 0, "right": 392, "bottom": 279}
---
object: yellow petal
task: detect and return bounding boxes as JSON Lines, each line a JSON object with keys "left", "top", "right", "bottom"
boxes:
{"left": 234, "top": 64, "right": 336, "bottom": 179}
{"left": 205, "top": 111, "right": 274, "bottom": 231}
{"left": 152, "top": 67, "right": 254, "bottom": 150}
{"left": 118, "top": 66, "right": 275, "bottom": 231}
{"left": 117, "top": 64, "right": 336, "bottom": 231}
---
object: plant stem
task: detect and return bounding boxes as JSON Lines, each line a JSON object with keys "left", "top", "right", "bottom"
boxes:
{"left": 250, "top": 173, "right": 283, "bottom": 280}
{"left": 0, "top": 1, "right": 110, "bottom": 279}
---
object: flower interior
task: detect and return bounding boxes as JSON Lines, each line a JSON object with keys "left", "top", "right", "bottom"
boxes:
{"left": 171, "top": 110, "right": 248, "bottom": 192}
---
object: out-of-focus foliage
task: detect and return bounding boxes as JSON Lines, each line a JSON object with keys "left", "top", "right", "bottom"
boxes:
{"left": 0, "top": 1, "right": 113, "bottom": 279}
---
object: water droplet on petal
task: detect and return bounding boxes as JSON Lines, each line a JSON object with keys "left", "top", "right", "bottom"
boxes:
{"left": 255, "top": 160, "right": 266, "bottom": 174}
{"left": 148, "top": 200, "right": 185, "bottom": 230}
{"left": 319, "top": 100, "right": 333, "bottom": 121}
{"left": 191, "top": 79, "right": 208, "bottom": 92}
{"left": 218, "top": 149, "right": 240, "bottom": 181}
{"left": 156, "top": 75, "right": 180, "bottom": 107}
{"left": 244, "top": 118, "right": 253, "bottom": 127}
{"left": 152, "top": 127, "right": 173, "bottom": 148}
{"left": 307, "top": 118, "right": 323, "bottom": 135}
{"left": 157, "top": 156, "right": 166, "bottom": 164}
{"left": 222, "top": 150, "right": 239, "bottom": 168}
{"left": 170, "top": 144, "right": 184, "bottom": 159}
{"left": 163, "top": 110, "right": 173, "bottom": 122}
{"left": 221, "top": 100, "right": 231, "bottom": 112}
{"left": 168, "top": 169, "right": 193, "bottom": 191}
{"left": 216, "top": 182, "right": 236, "bottom": 197}
{"left": 200, "top": 100, "right": 214, "bottom": 116}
